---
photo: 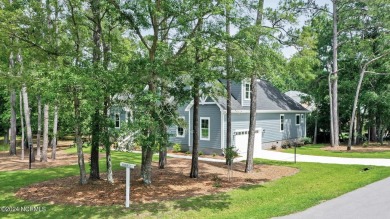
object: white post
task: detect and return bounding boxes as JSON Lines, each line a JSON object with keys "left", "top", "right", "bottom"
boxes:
{"left": 120, "top": 162, "right": 135, "bottom": 208}
{"left": 125, "top": 167, "right": 130, "bottom": 207}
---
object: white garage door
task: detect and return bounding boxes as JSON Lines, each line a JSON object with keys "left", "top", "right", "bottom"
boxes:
{"left": 234, "top": 128, "right": 262, "bottom": 156}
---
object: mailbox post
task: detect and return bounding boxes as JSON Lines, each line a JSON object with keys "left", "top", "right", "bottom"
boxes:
{"left": 120, "top": 162, "right": 135, "bottom": 208}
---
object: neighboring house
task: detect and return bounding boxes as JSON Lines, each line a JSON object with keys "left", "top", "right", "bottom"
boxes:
{"left": 284, "top": 91, "right": 316, "bottom": 111}
{"left": 169, "top": 79, "right": 309, "bottom": 156}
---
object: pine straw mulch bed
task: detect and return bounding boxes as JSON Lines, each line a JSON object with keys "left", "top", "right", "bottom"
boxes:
{"left": 16, "top": 158, "right": 298, "bottom": 206}
{"left": 321, "top": 145, "right": 390, "bottom": 152}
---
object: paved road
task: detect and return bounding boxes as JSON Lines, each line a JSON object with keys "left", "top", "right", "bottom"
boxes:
{"left": 253, "top": 150, "right": 390, "bottom": 167}
{"left": 275, "top": 176, "right": 390, "bottom": 219}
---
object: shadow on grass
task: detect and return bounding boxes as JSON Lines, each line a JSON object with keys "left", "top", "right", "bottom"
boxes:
{"left": 173, "top": 192, "right": 231, "bottom": 211}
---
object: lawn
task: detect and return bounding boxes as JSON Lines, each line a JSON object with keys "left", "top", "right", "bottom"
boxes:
{"left": 1, "top": 150, "right": 390, "bottom": 219}
{"left": 281, "top": 144, "right": 390, "bottom": 159}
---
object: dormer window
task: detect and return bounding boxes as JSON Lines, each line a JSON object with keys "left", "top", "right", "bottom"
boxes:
{"left": 244, "top": 82, "right": 250, "bottom": 100}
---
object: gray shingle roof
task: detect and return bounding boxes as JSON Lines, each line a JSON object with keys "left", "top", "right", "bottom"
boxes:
{"left": 215, "top": 80, "right": 309, "bottom": 112}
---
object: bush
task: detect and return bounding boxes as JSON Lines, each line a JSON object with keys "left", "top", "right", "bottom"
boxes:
{"left": 173, "top": 143, "right": 181, "bottom": 152}
{"left": 198, "top": 151, "right": 204, "bottom": 156}
{"left": 301, "top": 137, "right": 312, "bottom": 144}
{"left": 271, "top": 145, "right": 277, "bottom": 150}
{"left": 185, "top": 151, "right": 191, "bottom": 155}
{"left": 281, "top": 141, "right": 291, "bottom": 149}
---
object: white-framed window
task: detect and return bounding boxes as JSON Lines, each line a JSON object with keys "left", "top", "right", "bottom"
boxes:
{"left": 244, "top": 82, "right": 251, "bottom": 100}
{"left": 176, "top": 117, "right": 186, "bottom": 138}
{"left": 280, "top": 114, "right": 285, "bottom": 132}
{"left": 295, "top": 114, "right": 300, "bottom": 125}
{"left": 115, "top": 113, "right": 120, "bottom": 128}
{"left": 301, "top": 114, "right": 304, "bottom": 124}
{"left": 200, "top": 117, "right": 210, "bottom": 140}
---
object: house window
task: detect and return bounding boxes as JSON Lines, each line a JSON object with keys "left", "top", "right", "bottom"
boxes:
{"left": 200, "top": 117, "right": 210, "bottom": 140}
{"left": 177, "top": 117, "right": 185, "bottom": 138}
{"left": 244, "top": 82, "right": 251, "bottom": 100}
{"left": 296, "top": 114, "right": 300, "bottom": 125}
{"left": 280, "top": 114, "right": 284, "bottom": 131}
{"left": 301, "top": 114, "right": 304, "bottom": 124}
{"left": 115, "top": 113, "right": 120, "bottom": 128}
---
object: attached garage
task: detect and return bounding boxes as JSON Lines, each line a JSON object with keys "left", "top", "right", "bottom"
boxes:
{"left": 234, "top": 128, "right": 262, "bottom": 156}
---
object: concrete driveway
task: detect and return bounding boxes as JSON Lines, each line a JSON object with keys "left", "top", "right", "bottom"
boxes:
{"left": 254, "top": 150, "right": 390, "bottom": 167}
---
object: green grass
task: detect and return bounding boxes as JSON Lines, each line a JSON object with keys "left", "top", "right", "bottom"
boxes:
{"left": 0, "top": 143, "right": 9, "bottom": 151}
{"left": 282, "top": 144, "right": 390, "bottom": 159}
{"left": 1, "top": 150, "right": 390, "bottom": 219}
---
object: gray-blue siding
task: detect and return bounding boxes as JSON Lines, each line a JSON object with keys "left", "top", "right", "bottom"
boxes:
{"left": 231, "top": 81, "right": 242, "bottom": 104}
{"left": 223, "top": 112, "right": 307, "bottom": 148}
{"left": 169, "top": 103, "right": 222, "bottom": 150}
{"left": 230, "top": 80, "right": 250, "bottom": 107}
{"left": 168, "top": 106, "right": 189, "bottom": 146}
{"left": 110, "top": 106, "right": 129, "bottom": 128}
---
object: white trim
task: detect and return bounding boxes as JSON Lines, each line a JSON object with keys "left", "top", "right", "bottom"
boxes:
{"left": 230, "top": 110, "right": 309, "bottom": 114}
{"left": 295, "top": 114, "right": 301, "bottom": 125}
{"left": 244, "top": 82, "right": 250, "bottom": 100}
{"left": 188, "top": 110, "right": 191, "bottom": 147}
{"left": 304, "top": 113, "right": 307, "bottom": 137}
{"left": 280, "top": 114, "right": 285, "bottom": 132}
{"left": 200, "top": 95, "right": 208, "bottom": 104}
{"left": 200, "top": 117, "right": 210, "bottom": 141}
{"left": 176, "top": 116, "right": 186, "bottom": 138}
{"left": 185, "top": 97, "right": 225, "bottom": 112}
{"left": 184, "top": 100, "right": 194, "bottom": 111}
{"left": 221, "top": 113, "right": 224, "bottom": 149}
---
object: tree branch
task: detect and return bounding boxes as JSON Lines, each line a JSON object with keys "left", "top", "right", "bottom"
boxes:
{"left": 108, "top": 0, "right": 150, "bottom": 51}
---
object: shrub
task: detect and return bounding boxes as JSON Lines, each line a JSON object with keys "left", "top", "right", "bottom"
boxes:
{"left": 224, "top": 146, "right": 239, "bottom": 165}
{"left": 281, "top": 141, "right": 290, "bottom": 149}
{"left": 185, "top": 151, "right": 191, "bottom": 155}
{"left": 173, "top": 143, "right": 181, "bottom": 152}
{"left": 301, "top": 137, "right": 312, "bottom": 144}
{"left": 212, "top": 153, "right": 217, "bottom": 157}
{"left": 271, "top": 145, "right": 277, "bottom": 150}
{"left": 363, "top": 141, "right": 369, "bottom": 148}
{"left": 212, "top": 175, "right": 222, "bottom": 188}
{"left": 198, "top": 151, "right": 204, "bottom": 156}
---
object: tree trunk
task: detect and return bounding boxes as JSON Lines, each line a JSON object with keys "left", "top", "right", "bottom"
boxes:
{"left": 245, "top": 0, "right": 264, "bottom": 173}
{"left": 141, "top": 142, "right": 147, "bottom": 178}
{"left": 159, "top": 125, "right": 167, "bottom": 169}
{"left": 74, "top": 91, "right": 87, "bottom": 185}
{"left": 313, "top": 110, "right": 318, "bottom": 144}
{"left": 22, "top": 85, "right": 34, "bottom": 161}
{"left": 9, "top": 90, "right": 17, "bottom": 155}
{"left": 41, "top": 104, "right": 49, "bottom": 162}
{"left": 370, "top": 125, "right": 377, "bottom": 142}
{"left": 89, "top": 0, "right": 102, "bottom": 181}
{"left": 143, "top": 146, "right": 154, "bottom": 185}
{"left": 51, "top": 105, "right": 58, "bottom": 160}
{"left": 225, "top": 5, "right": 232, "bottom": 166}
{"left": 90, "top": 108, "right": 100, "bottom": 180}
{"left": 103, "top": 97, "right": 113, "bottom": 184}
{"left": 246, "top": 74, "right": 257, "bottom": 173}
{"left": 331, "top": 0, "right": 339, "bottom": 147}
{"left": 19, "top": 92, "right": 25, "bottom": 160}
{"left": 190, "top": 79, "right": 200, "bottom": 178}
{"left": 37, "top": 96, "right": 42, "bottom": 159}
{"left": 328, "top": 69, "right": 335, "bottom": 146}
{"left": 4, "top": 130, "right": 9, "bottom": 145}
{"left": 159, "top": 146, "right": 167, "bottom": 169}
